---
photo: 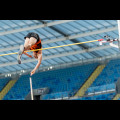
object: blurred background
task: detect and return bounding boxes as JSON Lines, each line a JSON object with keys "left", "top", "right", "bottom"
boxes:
{"left": 0, "top": 20, "right": 119, "bottom": 100}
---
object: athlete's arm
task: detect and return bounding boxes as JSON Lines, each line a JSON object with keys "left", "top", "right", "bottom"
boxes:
{"left": 23, "top": 52, "right": 33, "bottom": 58}
{"left": 34, "top": 53, "right": 42, "bottom": 71}
{"left": 31, "top": 52, "right": 42, "bottom": 76}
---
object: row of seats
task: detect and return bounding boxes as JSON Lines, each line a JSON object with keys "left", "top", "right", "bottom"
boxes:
{"left": 0, "top": 77, "right": 11, "bottom": 91}
{"left": 3, "top": 63, "right": 98, "bottom": 100}
{"left": 85, "top": 59, "right": 120, "bottom": 94}
{"left": 3, "top": 58, "right": 120, "bottom": 100}
{"left": 86, "top": 83, "right": 116, "bottom": 94}
{"left": 71, "top": 93, "right": 116, "bottom": 100}
{"left": 42, "top": 84, "right": 116, "bottom": 100}
{"left": 41, "top": 91, "right": 70, "bottom": 100}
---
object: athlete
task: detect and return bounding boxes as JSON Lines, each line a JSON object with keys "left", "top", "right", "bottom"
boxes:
{"left": 17, "top": 32, "right": 42, "bottom": 76}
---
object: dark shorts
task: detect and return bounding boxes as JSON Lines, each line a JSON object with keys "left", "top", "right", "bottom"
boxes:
{"left": 24, "top": 32, "right": 40, "bottom": 42}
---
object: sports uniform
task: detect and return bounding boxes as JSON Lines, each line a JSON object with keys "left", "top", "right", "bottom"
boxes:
{"left": 24, "top": 32, "right": 42, "bottom": 52}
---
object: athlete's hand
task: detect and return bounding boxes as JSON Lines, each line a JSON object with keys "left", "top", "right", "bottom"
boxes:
{"left": 31, "top": 69, "right": 36, "bottom": 76}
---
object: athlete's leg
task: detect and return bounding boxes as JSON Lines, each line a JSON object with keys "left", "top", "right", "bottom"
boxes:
{"left": 24, "top": 38, "right": 30, "bottom": 50}
{"left": 18, "top": 37, "right": 37, "bottom": 64}
{"left": 19, "top": 37, "right": 37, "bottom": 55}
{"left": 24, "top": 37, "right": 37, "bottom": 51}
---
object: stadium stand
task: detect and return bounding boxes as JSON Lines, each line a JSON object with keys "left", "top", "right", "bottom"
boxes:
{"left": 2, "top": 58, "right": 120, "bottom": 100}
{"left": 3, "top": 62, "right": 99, "bottom": 100}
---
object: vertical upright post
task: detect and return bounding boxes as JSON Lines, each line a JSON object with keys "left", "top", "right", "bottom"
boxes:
{"left": 30, "top": 77, "right": 34, "bottom": 100}
{"left": 117, "top": 20, "right": 120, "bottom": 49}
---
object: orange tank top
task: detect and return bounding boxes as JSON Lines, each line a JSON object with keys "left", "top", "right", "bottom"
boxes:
{"left": 30, "top": 40, "right": 42, "bottom": 51}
